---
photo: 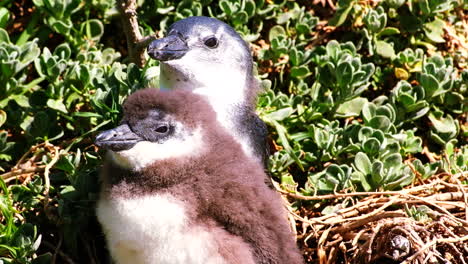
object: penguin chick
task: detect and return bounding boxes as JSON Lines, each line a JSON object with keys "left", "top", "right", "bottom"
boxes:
{"left": 95, "top": 88, "right": 304, "bottom": 264}
{"left": 147, "top": 16, "right": 269, "bottom": 170}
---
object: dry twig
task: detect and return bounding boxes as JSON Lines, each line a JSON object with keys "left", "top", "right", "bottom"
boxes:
{"left": 279, "top": 172, "right": 468, "bottom": 263}
{"left": 116, "top": 0, "right": 157, "bottom": 67}
{"left": 1, "top": 165, "right": 47, "bottom": 183}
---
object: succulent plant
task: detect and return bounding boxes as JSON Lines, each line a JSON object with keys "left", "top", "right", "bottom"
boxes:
{"left": 1, "top": 0, "right": 467, "bottom": 262}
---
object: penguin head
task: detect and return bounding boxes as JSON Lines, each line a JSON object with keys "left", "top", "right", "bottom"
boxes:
{"left": 147, "top": 16, "right": 257, "bottom": 106}
{"left": 95, "top": 89, "right": 215, "bottom": 171}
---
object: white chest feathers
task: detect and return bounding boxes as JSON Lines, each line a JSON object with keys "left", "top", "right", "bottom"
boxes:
{"left": 96, "top": 194, "right": 226, "bottom": 264}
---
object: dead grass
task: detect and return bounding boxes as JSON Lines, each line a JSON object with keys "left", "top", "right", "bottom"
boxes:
{"left": 278, "top": 172, "right": 468, "bottom": 263}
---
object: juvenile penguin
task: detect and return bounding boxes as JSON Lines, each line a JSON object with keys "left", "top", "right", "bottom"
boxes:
{"left": 95, "top": 88, "right": 304, "bottom": 264}
{"left": 147, "top": 16, "right": 269, "bottom": 170}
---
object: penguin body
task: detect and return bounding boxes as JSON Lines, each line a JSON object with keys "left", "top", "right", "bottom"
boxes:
{"left": 95, "top": 89, "right": 303, "bottom": 264}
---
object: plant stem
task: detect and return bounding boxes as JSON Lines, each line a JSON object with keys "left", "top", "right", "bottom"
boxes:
{"left": 116, "top": 0, "right": 157, "bottom": 67}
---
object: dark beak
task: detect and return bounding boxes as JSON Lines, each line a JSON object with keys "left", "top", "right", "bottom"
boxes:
{"left": 147, "top": 34, "right": 189, "bottom": 61}
{"left": 95, "top": 123, "right": 142, "bottom": 152}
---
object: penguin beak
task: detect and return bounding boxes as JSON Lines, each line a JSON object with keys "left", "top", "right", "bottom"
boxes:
{"left": 95, "top": 123, "right": 142, "bottom": 152}
{"left": 147, "top": 34, "right": 189, "bottom": 61}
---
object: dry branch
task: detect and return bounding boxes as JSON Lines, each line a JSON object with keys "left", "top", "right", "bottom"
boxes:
{"left": 116, "top": 0, "right": 157, "bottom": 67}
{"left": 1, "top": 165, "right": 47, "bottom": 183}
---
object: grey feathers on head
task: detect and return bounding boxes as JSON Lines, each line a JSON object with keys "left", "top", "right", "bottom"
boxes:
{"left": 95, "top": 88, "right": 304, "bottom": 264}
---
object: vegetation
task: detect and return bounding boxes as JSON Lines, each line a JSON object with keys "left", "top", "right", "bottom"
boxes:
{"left": 0, "top": 0, "right": 466, "bottom": 263}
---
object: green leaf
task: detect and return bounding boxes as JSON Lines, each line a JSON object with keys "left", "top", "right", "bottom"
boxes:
{"left": 375, "top": 40, "right": 395, "bottom": 58}
{"left": 335, "top": 97, "right": 368, "bottom": 117}
{"left": 326, "top": 40, "right": 341, "bottom": 61}
{"left": 219, "top": 0, "right": 233, "bottom": 16}
{"left": 296, "top": 23, "right": 310, "bottom": 34}
{"left": 156, "top": 6, "right": 174, "bottom": 14}
{"left": 376, "top": 105, "right": 395, "bottom": 121}
{"left": 408, "top": 106, "right": 430, "bottom": 120}
{"left": 47, "top": 98, "right": 68, "bottom": 113}
{"left": 368, "top": 116, "right": 391, "bottom": 132}
{"left": 0, "top": 110, "right": 6, "bottom": 128}
{"left": 325, "top": 164, "right": 344, "bottom": 182}
{"left": 371, "top": 160, "right": 384, "bottom": 184}
{"left": 268, "top": 25, "right": 286, "bottom": 42}
{"left": 55, "top": 156, "right": 75, "bottom": 174}
{"left": 290, "top": 66, "right": 310, "bottom": 78}
{"left": 289, "top": 47, "right": 300, "bottom": 66}
{"left": 233, "top": 11, "right": 249, "bottom": 25}
{"left": 73, "top": 112, "right": 102, "bottom": 118}
{"left": 0, "top": 7, "right": 10, "bottom": 29}
{"left": 424, "top": 18, "right": 445, "bottom": 43}
{"left": 363, "top": 137, "right": 380, "bottom": 155}
{"left": 384, "top": 142, "right": 401, "bottom": 155}
{"left": 83, "top": 19, "right": 104, "bottom": 41}
{"left": 428, "top": 113, "right": 457, "bottom": 134}
{"left": 358, "top": 171, "right": 372, "bottom": 191}
{"left": 244, "top": 0, "right": 256, "bottom": 17}
{"left": 317, "top": 164, "right": 352, "bottom": 192}
{"left": 32, "top": 234, "right": 42, "bottom": 250}
{"left": 399, "top": 93, "right": 415, "bottom": 107}
{"left": 265, "top": 107, "right": 293, "bottom": 121}
{"left": 418, "top": 0, "right": 431, "bottom": 15}
{"left": 276, "top": 11, "right": 294, "bottom": 24}
{"left": 377, "top": 27, "right": 400, "bottom": 37}
{"left": 405, "top": 137, "right": 422, "bottom": 153}
{"left": 336, "top": 61, "right": 353, "bottom": 89}
{"left": 53, "top": 43, "right": 71, "bottom": 59}
{"left": 313, "top": 127, "right": 331, "bottom": 150}
{"left": 11, "top": 94, "right": 30, "bottom": 108}
{"left": 387, "top": 0, "right": 405, "bottom": 8}
{"left": 355, "top": 152, "right": 371, "bottom": 174}
{"left": 329, "top": 0, "right": 355, "bottom": 27}
{"left": 271, "top": 120, "right": 304, "bottom": 171}
{"left": 383, "top": 153, "right": 402, "bottom": 169}
{"left": 0, "top": 27, "right": 9, "bottom": 43}
{"left": 362, "top": 102, "right": 376, "bottom": 123}
{"left": 51, "top": 19, "right": 72, "bottom": 35}
{"left": 420, "top": 73, "right": 439, "bottom": 97}
{"left": 364, "top": 6, "right": 386, "bottom": 33}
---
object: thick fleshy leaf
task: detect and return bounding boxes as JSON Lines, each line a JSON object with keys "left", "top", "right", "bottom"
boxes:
{"left": 0, "top": 110, "right": 6, "bottom": 127}
{"left": 265, "top": 107, "right": 294, "bottom": 121}
{"left": 355, "top": 152, "right": 371, "bottom": 174}
{"left": 428, "top": 113, "right": 457, "bottom": 134}
{"left": 368, "top": 116, "right": 392, "bottom": 132}
{"left": 47, "top": 98, "right": 68, "bottom": 113}
{"left": 329, "top": 1, "right": 354, "bottom": 27}
{"left": 363, "top": 137, "right": 381, "bottom": 155}
{"left": 375, "top": 40, "right": 395, "bottom": 58}
{"left": 268, "top": 25, "right": 286, "bottom": 42}
{"left": 383, "top": 153, "right": 402, "bottom": 169}
{"left": 424, "top": 18, "right": 445, "bottom": 43}
{"left": 420, "top": 73, "right": 439, "bottom": 96}
{"left": 0, "top": 28, "right": 9, "bottom": 43}
{"left": 335, "top": 97, "right": 368, "bottom": 117}
{"left": 0, "top": 7, "right": 10, "bottom": 29}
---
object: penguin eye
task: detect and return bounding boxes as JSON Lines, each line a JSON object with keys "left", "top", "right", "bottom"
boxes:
{"left": 155, "top": 125, "right": 169, "bottom": 134}
{"left": 204, "top": 37, "right": 218, "bottom": 48}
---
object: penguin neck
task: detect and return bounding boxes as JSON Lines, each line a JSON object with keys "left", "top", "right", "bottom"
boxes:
{"left": 160, "top": 63, "right": 250, "bottom": 131}
{"left": 192, "top": 85, "right": 243, "bottom": 131}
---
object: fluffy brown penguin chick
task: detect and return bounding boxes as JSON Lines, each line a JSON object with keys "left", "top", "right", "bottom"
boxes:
{"left": 95, "top": 88, "right": 304, "bottom": 264}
